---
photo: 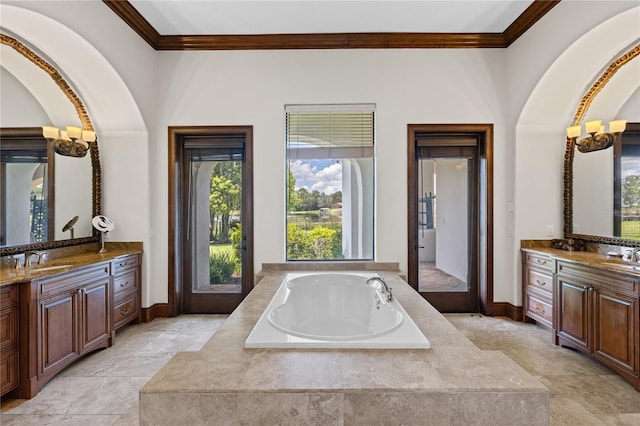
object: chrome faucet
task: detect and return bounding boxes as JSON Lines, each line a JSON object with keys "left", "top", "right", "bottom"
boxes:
{"left": 626, "top": 248, "right": 640, "bottom": 263}
{"left": 366, "top": 276, "right": 393, "bottom": 302}
{"left": 24, "top": 251, "right": 46, "bottom": 267}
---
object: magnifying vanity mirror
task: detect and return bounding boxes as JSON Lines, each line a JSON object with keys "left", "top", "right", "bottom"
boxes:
{"left": 565, "top": 43, "right": 640, "bottom": 246}
{"left": 0, "top": 34, "right": 101, "bottom": 256}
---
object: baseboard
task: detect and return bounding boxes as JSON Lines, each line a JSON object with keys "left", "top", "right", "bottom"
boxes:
{"left": 142, "top": 303, "right": 171, "bottom": 322}
{"left": 490, "top": 302, "right": 522, "bottom": 321}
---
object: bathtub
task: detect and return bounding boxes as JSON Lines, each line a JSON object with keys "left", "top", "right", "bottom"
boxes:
{"left": 244, "top": 272, "right": 431, "bottom": 349}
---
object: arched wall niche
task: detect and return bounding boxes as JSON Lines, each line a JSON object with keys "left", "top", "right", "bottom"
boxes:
{"left": 0, "top": 4, "right": 146, "bottom": 132}
{"left": 513, "top": 6, "right": 640, "bottom": 303}
{"left": 0, "top": 4, "right": 148, "bottom": 255}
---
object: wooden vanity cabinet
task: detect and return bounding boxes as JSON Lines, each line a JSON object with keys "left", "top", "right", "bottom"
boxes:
{"left": 112, "top": 253, "right": 142, "bottom": 330}
{"left": 556, "top": 261, "right": 639, "bottom": 389}
{"left": 1, "top": 284, "right": 19, "bottom": 396}
{"left": 18, "top": 263, "right": 112, "bottom": 398}
{"left": 522, "top": 252, "right": 555, "bottom": 330}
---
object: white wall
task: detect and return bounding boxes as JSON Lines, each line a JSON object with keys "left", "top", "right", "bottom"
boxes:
{"left": 435, "top": 160, "right": 468, "bottom": 283}
{"left": 0, "top": 68, "right": 49, "bottom": 126}
{"left": 2, "top": 1, "right": 638, "bottom": 309}
{"left": 152, "top": 48, "right": 509, "bottom": 305}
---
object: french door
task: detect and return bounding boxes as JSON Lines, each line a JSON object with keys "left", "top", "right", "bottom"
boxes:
{"left": 408, "top": 124, "right": 493, "bottom": 314}
{"left": 169, "top": 126, "right": 253, "bottom": 314}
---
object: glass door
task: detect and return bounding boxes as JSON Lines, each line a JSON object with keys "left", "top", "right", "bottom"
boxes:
{"left": 181, "top": 141, "right": 248, "bottom": 313}
{"left": 415, "top": 145, "right": 478, "bottom": 313}
{"left": 417, "top": 158, "right": 469, "bottom": 294}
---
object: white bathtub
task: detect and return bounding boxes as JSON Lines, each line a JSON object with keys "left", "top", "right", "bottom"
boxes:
{"left": 244, "top": 272, "right": 431, "bottom": 349}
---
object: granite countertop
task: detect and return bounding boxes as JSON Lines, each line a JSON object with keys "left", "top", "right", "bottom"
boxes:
{"left": 522, "top": 246, "right": 640, "bottom": 277}
{"left": 0, "top": 246, "right": 142, "bottom": 287}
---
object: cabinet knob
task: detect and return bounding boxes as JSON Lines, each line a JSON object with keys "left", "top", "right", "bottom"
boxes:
{"left": 536, "top": 259, "right": 547, "bottom": 265}
{"left": 535, "top": 279, "right": 546, "bottom": 286}
{"left": 120, "top": 281, "right": 129, "bottom": 288}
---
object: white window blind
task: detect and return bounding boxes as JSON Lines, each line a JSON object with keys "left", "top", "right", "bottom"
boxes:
{"left": 286, "top": 104, "right": 375, "bottom": 158}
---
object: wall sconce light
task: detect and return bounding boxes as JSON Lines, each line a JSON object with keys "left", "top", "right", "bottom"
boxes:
{"left": 42, "top": 125, "right": 96, "bottom": 158}
{"left": 566, "top": 120, "right": 626, "bottom": 153}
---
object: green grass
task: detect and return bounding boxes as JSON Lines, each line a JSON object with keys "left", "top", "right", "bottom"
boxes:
{"left": 209, "top": 243, "right": 233, "bottom": 256}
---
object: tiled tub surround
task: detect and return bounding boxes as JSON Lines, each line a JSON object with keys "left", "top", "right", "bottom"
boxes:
{"left": 140, "top": 267, "right": 549, "bottom": 425}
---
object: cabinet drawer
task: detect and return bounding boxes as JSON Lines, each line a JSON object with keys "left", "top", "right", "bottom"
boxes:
{"left": 527, "top": 269, "right": 553, "bottom": 294}
{"left": 558, "top": 261, "right": 639, "bottom": 297}
{"left": 0, "top": 349, "right": 19, "bottom": 395}
{"left": 37, "top": 264, "right": 110, "bottom": 299}
{"left": 112, "top": 254, "right": 139, "bottom": 275}
{"left": 524, "top": 252, "right": 554, "bottom": 272}
{"left": 113, "top": 269, "right": 138, "bottom": 297}
{"left": 113, "top": 296, "right": 138, "bottom": 329}
{"left": 0, "top": 306, "right": 18, "bottom": 349}
{"left": 0, "top": 285, "right": 18, "bottom": 306}
{"left": 526, "top": 291, "right": 553, "bottom": 326}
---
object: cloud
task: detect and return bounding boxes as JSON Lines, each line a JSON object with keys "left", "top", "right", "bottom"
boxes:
{"left": 289, "top": 159, "right": 342, "bottom": 195}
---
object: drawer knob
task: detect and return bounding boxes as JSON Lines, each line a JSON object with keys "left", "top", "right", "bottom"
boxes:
{"left": 120, "top": 307, "right": 130, "bottom": 315}
{"left": 120, "top": 281, "right": 129, "bottom": 288}
{"left": 119, "top": 262, "right": 128, "bottom": 267}
{"left": 536, "top": 259, "right": 547, "bottom": 265}
{"left": 535, "top": 279, "right": 546, "bottom": 286}
{"left": 535, "top": 306, "right": 546, "bottom": 315}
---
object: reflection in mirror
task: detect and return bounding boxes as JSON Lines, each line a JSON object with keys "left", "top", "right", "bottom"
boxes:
{"left": 0, "top": 130, "right": 53, "bottom": 246}
{"left": 0, "top": 34, "right": 100, "bottom": 255}
{"left": 566, "top": 43, "right": 640, "bottom": 246}
{"left": 615, "top": 125, "right": 640, "bottom": 239}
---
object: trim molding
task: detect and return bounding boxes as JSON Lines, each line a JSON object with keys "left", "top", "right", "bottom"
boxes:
{"left": 142, "top": 303, "right": 171, "bottom": 322}
{"left": 103, "top": 0, "right": 559, "bottom": 51}
{"left": 491, "top": 302, "right": 523, "bottom": 321}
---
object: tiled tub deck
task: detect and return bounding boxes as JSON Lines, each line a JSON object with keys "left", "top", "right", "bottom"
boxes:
{"left": 140, "top": 268, "right": 549, "bottom": 425}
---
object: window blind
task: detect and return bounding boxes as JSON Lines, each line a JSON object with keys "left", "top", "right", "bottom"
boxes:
{"left": 286, "top": 104, "right": 375, "bottom": 158}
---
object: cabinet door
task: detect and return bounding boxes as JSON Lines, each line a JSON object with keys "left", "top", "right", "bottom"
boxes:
{"left": 557, "top": 277, "right": 590, "bottom": 351}
{"left": 79, "top": 277, "right": 111, "bottom": 353}
{"left": 593, "top": 288, "right": 638, "bottom": 375}
{"left": 39, "top": 291, "right": 79, "bottom": 377}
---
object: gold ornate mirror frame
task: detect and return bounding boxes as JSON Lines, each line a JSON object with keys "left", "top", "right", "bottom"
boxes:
{"left": 0, "top": 33, "right": 101, "bottom": 256}
{"left": 563, "top": 43, "right": 640, "bottom": 246}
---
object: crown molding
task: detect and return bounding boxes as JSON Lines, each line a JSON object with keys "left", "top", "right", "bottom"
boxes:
{"left": 102, "top": 0, "right": 560, "bottom": 51}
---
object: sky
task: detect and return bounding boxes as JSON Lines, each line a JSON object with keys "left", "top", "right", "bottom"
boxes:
{"left": 289, "top": 159, "right": 342, "bottom": 195}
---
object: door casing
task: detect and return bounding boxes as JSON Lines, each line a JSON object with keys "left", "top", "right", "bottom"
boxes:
{"left": 407, "top": 124, "right": 493, "bottom": 314}
{"left": 168, "top": 126, "right": 254, "bottom": 315}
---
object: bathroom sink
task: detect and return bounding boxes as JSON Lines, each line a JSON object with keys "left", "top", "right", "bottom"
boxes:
{"left": 601, "top": 262, "right": 640, "bottom": 271}
{"left": 28, "top": 264, "right": 73, "bottom": 273}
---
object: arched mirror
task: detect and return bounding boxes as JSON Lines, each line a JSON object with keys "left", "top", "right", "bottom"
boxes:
{"left": 0, "top": 34, "right": 101, "bottom": 256}
{"left": 565, "top": 43, "right": 640, "bottom": 246}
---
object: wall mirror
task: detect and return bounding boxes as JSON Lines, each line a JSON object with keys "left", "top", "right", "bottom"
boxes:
{"left": 0, "top": 34, "right": 100, "bottom": 256}
{"left": 565, "top": 43, "right": 640, "bottom": 246}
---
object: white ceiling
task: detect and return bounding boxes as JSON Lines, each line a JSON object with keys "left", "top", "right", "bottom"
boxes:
{"left": 129, "top": 1, "right": 535, "bottom": 35}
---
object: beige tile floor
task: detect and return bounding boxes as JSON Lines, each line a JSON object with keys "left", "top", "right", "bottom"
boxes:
{"left": 1, "top": 315, "right": 227, "bottom": 425}
{"left": 447, "top": 313, "right": 640, "bottom": 426}
{"left": 418, "top": 262, "right": 467, "bottom": 292}
{"left": 2, "top": 313, "right": 639, "bottom": 425}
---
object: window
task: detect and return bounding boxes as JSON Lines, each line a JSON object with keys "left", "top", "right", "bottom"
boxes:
{"left": 285, "top": 104, "right": 375, "bottom": 260}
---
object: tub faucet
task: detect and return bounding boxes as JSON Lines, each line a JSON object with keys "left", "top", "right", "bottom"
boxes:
{"left": 366, "top": 276, "right": 393, "bottom": 302}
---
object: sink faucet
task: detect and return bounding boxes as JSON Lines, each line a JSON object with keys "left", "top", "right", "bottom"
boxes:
{"left": 24, "top": 251, "right": 46, "bottom": 267}
{"left": 366, "top": 276, "right": 393, "bottom": 302}
{"left": 627, "top": 248, "right": 640, "bottom": 263}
